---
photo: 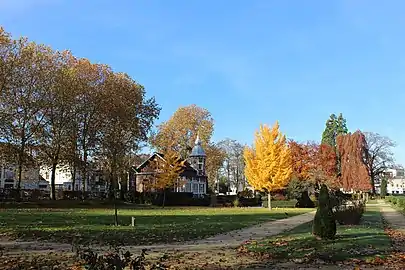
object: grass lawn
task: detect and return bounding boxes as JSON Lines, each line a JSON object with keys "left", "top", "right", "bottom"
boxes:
{"left": 0, "top": 207, "right": 312, "bottom": 246}
{"left": 241, "top": 206, "right": 392, "bottom": 264}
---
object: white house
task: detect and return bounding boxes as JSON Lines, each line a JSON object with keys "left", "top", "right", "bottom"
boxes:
{"left": 378, "top": 167, "right": 405, "bottom": 195}
{"left": 0, "top": 162, "right": 48, "bottom": 190}
{"left": 40, "top": 164, "right": 108, "bottom": 192}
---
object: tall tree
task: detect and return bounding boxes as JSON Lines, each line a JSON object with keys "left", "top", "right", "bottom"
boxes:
{"left": 321, "top": 113, "right": 348, "bottom": 147}
{"left": 0, "top": 37, "right": 52, "bottom": 192}
{"left": 151, "top": 104, "right": 213, "bottom": 158}
{"left": 218, "top": 138, "right": 246, "bottom": 193}
{"left": 337, "top": 131, "right": 371, "bottom": 192}
{"left": 38, "top": 51, "right": 78, "bottom": 200}
{"left": 74, "top": 59, "right": 107, "bottom": 194}
{"left": 151, "top": 104, "right": 221, "bottom": 188}
{"left": 204, "top": 143, "right": 226, "bottom": 192}
{"left": 363, "top": 132, "right": 395, "bottom": 194}
{"left": 244, "top": 122, "right": 292, "bottom": 210}
{"left": 98, "top": 71, "right": 160, "bottom": 223}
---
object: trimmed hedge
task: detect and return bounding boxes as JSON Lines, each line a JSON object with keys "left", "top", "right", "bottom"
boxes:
{"left": 386, "top": 196, "right": 405, "bottom": 207}
{"left": 151, "top": 192, "right": 210, "bottom": 206}
{"left": 262, "top": 199, "right": 297, "bottom": 208}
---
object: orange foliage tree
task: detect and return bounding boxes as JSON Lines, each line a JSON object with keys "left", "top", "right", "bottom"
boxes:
{"left": 289, "top": 141, "right": 339, "bottom": 189}
{"left": 315, "top": 144, "right": 340, "bottom": 189}
{"left": 336, "top": 131, "right": 371, "bottom": 192}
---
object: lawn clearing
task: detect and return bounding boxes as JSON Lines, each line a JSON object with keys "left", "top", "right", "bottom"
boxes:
{"left": 240, "top": 206, "right": 392, "bottom": 264}
{"left": 0, "top": 207, "right": 312, "bottom": 246}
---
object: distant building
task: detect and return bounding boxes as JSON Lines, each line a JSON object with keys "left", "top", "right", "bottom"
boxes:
{"left": 133, "top": 136, "right": 208, "bottom": 196}
{"left": 40, "top": 164, "right": 108, "bottom": 192}
{"left": 0, "top": 142, "right": 48, "bottom": 190}
{"left": 376, "top": 166, "right": 405, "bottom": 195}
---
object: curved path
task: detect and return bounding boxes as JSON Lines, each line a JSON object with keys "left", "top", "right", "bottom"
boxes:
{"left": 0, "top": 211, "right": 315, "bottom": 255}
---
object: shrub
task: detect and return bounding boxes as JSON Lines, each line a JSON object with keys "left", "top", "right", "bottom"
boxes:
{"left": 238, "top": 197, "right": 260, "bottom": 207}
{"left": 75, "top": 246, "right": 166, "bottom": 269}
{"left": 334, "top": 200, "right": 365, "bottom": 225}
{"left": 151, "top": 192, "right": 210, "bottom": 206}
{"left": 312, "top": 184, "right": 336, "bottom": 239}
{"left": 262, "top": 199, "right": 296, "bottom": 208}
{"left": 233, "top": 198, "right": 240, "bottom": 207}
{"left": 237, "top": 189, "right": 254, "bottom": 198}
{"left": 295, "top": 191, "right": 315, "bottom": 208}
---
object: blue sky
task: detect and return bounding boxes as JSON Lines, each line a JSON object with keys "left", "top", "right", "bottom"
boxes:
{"left": 1, "top": 0, "right": 404, "bottom": 163}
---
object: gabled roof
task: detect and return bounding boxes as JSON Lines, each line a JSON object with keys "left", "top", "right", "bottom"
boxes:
{"left": 133, "top": 152, "right": 197, "bottom": 174}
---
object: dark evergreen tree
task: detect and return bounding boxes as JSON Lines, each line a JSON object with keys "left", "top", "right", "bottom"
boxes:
{"left": 336, "top": 113, "right": 348, "bottom": 135}
{"left": 321, "top": 113, "right": 348, "bottom": 147}
{"left": 321, "top": 114, "right": 337, "bottom": 147}
{"left": 312, "top": 184, "right": 336, "bottom": 239}
{"left": 321, "top": 113, "right": 348, "bottom": 176}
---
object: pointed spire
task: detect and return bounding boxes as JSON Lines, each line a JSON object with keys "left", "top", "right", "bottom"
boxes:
{"left": 195, "top": 132, "right": 201, "bottom": 145}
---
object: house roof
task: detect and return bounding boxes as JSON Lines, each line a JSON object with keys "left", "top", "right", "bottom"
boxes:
{"left": 133, "top": 152, "right": 197, "bottom": 174}
{"left": 190, "top": 135, "right": 206, "bottom": 157}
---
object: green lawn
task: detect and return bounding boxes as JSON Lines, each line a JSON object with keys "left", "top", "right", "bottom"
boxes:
{"left": 0, "top": 207, "right": 312, "bottom": 246}
{"left": 241, "top": 206, "right": 391, "bottom": 263}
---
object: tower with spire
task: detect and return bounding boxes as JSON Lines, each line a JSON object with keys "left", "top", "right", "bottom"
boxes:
{"left": 189, "top": 134, "right": 206, "bottom": 176}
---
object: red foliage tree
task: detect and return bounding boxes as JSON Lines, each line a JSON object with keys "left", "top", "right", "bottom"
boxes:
{"left": 313, "top": 143, "right": 340, "bottom": 189}
{"left": 289, "top": 140, "right": 314, "bottom": 182}
{"left": 337, "top": 131, "right": 371, "bottom": 192}
{"left": 289, "top": 140, "right": 339, "bottom": 189}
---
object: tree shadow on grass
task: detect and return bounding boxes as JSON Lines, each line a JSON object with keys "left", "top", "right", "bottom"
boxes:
{"left": 242, "top": 210, "right": 392, "bottom": 265}
{"left": 0, "top": 209, "right": 309, "bottom": 246}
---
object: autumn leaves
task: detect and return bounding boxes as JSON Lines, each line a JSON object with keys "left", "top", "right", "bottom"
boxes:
{"left": 0, "top": 27, "right": 160, "bottom": 198}
{"left": 244, "top": 120, "right": 372, "bottom": 208}
{"left": 243, "top": 123, "right": 292, "bottom": 209}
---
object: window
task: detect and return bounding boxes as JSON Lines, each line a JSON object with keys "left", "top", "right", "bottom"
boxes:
{"left": 199, "top": 157, "right": 203, "bottom": 163}
{"left": 193, "top": 183, "right": 198, "bottom": 193}
{"left": 199, "top": 184, "right": 204, "bottom": 194}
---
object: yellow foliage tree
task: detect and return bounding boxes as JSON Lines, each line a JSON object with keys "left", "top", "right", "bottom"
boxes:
{"left": 153, "top": 147, "right": 186, "bottom": 207}
{"left": 244, "top": 122, "right": 292, "bottom": 210}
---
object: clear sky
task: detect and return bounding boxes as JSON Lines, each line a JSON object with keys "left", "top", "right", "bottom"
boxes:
{"left": 1, "top": 0, "right": 404, "bottom": 163}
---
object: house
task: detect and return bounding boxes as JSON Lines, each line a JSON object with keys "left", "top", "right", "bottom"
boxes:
{"left": 381, "top": 166, "right": 405, "bottom": 195}
{"left": 0, "top": 163, "right": 48, "bottom": 190}
{"left": 133, "top": 136, "right": 208, "bottom": 196}
{"left": 40, "top": 164, "right": 108, "bottom": 192}
{"left": 0, "top": 142, "right": 47, "bottom": 190}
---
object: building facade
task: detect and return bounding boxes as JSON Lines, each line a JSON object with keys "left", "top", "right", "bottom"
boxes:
{"left": 133, "top": 136, "right": 208, "bottom": 196}
{"left": 382, "top": 167, "right": 405, "bottom": 195}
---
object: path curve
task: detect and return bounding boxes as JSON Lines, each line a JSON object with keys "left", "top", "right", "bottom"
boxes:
{"left": 0, "top": 211, "right": 315, "bottom": 255}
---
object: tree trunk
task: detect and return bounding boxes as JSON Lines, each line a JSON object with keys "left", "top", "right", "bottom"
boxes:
{"left": 71, "top": 165, "right": 76, "bottom": 191}
{"left": 113, "top": 190, "right": 118, "bottom": 226}
{"left": 268, "top": 193, "right": 272, "bottom": 210}
{"left": 370, "top": 173, "right": 376, "bottom": 194}
{"left": 50, "top": 162, "right": 57, "bottom": 200}
{"left": 81, "top": 148, "right": 88, "bottom": 201}
{"left": 162, "top": 189, "right": 166, "bottom": 208}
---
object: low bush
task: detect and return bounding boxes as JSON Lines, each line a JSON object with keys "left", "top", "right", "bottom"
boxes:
{"left": 262, "top": 199, "right": 297, "bottom": 208}
{"left": 151, "top": 192, "right": 211, "bottom": 206}
{"left": 334, "top": 200, "right": 365, "bottom": 225}
{"left": 75, "top": 246, "right": 167, "bottom": 269}
{"left": 295, "top": 191, "right": 315, "bottom": 208}
{"left": 386, "top": 196, "right": 405, "bottom": 208}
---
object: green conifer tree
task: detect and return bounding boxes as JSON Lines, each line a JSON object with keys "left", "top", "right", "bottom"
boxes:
{"left": 312, "top": 184, "right": 336, "bottom": 239}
